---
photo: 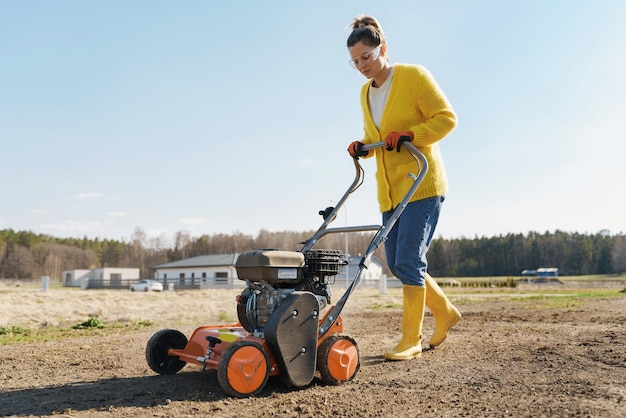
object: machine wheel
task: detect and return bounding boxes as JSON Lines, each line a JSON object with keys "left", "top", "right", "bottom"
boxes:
{"left": 217, "top": 340, "right": 270, "bottom": 398}
{"left": 146, "top": 329, "right": 188, "bottom": 375}
{"left": 317, "top": 334, "right": 360, "bottom": 385}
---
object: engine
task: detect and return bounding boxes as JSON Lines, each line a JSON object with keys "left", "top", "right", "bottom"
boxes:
{"left": 235, "top": 249, "right": 346, "bottom": 334}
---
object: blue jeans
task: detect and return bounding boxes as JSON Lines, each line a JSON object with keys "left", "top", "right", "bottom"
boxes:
{"left": 383, "top": 196, "right": 444, "bottom": 287}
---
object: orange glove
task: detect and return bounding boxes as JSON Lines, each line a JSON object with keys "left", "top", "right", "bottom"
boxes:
{"left": 348, "top": 141, "right": 368, "bottom": 158}
{"left": 384, "top": 131, "right": 414, "bottom": 152}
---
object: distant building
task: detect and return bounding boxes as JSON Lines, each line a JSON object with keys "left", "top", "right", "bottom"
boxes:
{"left": 152, "top": 254, "right": 240, "bottom": 288}
{"left": 345, "top": 255, "right": 384, "bottom": 280}
{"left": 151, "top": 253, "right": 385, "bottom": 289}
{"left": 63, "top": 268, "right": 140, "bottom": 288}
{"left": 521, "top": 267, "right": 559, "bottom": 277}
{"left": 63, "top": 269, "right": 91, "bottom": 287}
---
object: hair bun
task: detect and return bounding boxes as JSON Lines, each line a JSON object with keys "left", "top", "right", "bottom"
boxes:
{"left": 347, "top": 15, "right": 386, "bottom": 47}
{"left": 351, "top": 15, "right": 380, "bottom": 31}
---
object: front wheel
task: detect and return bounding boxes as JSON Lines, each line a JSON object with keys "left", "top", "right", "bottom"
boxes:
{"left": 146, "top": 329, "right": 188, "bottom": 375}
{"left": 217, "top": 340, "right": 270, "bottom": 398}
{"left": 317, "top": 334, "right": 360, "bottom": 385}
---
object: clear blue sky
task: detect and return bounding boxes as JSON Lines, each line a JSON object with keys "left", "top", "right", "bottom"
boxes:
{"left": 1, "top": 0, "right": 625, "bottom": 245}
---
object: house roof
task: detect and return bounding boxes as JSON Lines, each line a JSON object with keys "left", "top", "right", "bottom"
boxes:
{"left": 152, "top": 253, "right": 239, "bottom": 269}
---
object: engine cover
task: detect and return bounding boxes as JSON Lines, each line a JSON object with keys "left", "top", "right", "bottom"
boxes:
{"left": 235, "top": 250, "right": 305, "bottom": 284}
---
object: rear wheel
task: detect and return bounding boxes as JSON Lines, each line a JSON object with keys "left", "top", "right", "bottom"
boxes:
{"left": 317, "top": 334, "right": 360, "bottom": 384}
{"left": 217, "top": 340, "right": 270, "bottom": 398}
{"left": 146, "top": 329, "right": 188, "bottom": 375}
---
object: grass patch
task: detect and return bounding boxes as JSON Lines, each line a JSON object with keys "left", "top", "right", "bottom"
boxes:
{"left": 218, "top": 310, "right": 235, "bottom": 323}
{"left": 0, "top": 325, "right": 30, "bottom": 337}
{"left": 368, "top": 302, "right": 402, "bottom": 310}
{"left": 512, "top": 294, "right": 585, "bottom": 309}
{"left": 71, "top": 317, "right": 105, "bottom": 329}
{"left": 0, "top": 326, "right": 57, "bottom": 345}
{"left": 510, "top": 291, "right": 621, "bottom": 309}
{"left": 0, "top": 320, "right": 159, "bottom": 345}
{"left": 448, "top": 298, "right": 478, "bottom": 305}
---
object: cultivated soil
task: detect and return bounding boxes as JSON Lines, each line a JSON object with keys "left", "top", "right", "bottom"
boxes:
{"left": 1, "top": 284, "right": 625, "bottom": 417}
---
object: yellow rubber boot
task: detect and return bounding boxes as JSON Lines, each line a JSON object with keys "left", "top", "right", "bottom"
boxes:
{"left": 425, "top": 273, "right": 461, "bottom": 347}
{"left": 384, "top": 285, "right": 426, "bottom": 361}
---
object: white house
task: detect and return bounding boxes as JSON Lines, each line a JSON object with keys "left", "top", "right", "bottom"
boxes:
{"left": 63, "top": 269, "right": 91, "bottom": 287}
{"left": 151, "top": 253, "right": 384, "bottom": 289}
{"left": 152, "top": 254, "right": 241, "bottom": 288}
{"left": 345, "top": 255, "right": 384, "bottom": 280}
{"left": 63, "top": 268, "right": 140, "bottom": 288}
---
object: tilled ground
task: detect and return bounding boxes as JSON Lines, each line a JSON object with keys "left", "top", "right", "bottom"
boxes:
{"left": 1, "top": 293, "right": 625, "bottom": 417}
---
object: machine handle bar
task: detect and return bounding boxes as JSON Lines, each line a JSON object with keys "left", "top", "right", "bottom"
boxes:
{"left": 300, "top": 140, "right": 429, "bottom": 338}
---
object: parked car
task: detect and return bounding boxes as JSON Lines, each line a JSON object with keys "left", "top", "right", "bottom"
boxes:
{"left": 130, "top": 279, "right": 163, "bottom": 292}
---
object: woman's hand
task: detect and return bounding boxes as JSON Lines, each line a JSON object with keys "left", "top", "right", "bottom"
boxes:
{"left": 348, "top": 141, "right": 369, "bottom": 158}
{"left": 384, "top": 131, "right": 414, "bottom": 152}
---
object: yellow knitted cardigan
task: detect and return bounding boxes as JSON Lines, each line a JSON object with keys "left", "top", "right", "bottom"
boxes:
{"left": 359, "top": 63, "right": 457, "bottom": 213}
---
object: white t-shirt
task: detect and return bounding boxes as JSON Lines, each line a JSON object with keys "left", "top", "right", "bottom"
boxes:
{"left": 368, "top": 67, "right": 394, "bottom": 130}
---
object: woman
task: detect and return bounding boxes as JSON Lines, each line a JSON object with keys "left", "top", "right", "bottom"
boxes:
{"left": 346, "top": 15, "right": 461, "bottom": 361}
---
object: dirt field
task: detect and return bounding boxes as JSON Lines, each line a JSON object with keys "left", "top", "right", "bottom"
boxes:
{"left": 1, "top": 284, "right": 625, "bottom": 417}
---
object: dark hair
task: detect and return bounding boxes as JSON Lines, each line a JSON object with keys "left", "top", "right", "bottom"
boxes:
{"left": 347, "top": 15, "right": 386, "bottom": 48}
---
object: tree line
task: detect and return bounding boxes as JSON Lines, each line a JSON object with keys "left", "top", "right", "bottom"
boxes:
{"left": 1, "top": 228, "right": 625, "bottom": 280}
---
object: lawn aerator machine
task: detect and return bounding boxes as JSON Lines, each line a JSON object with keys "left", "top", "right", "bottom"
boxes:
{"left": 145, "top": 141, "right": 428, "bottom": 397}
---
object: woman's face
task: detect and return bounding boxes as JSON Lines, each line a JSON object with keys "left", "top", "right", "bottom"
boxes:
{"left": 348, "top": 40, "right": 386, "bottom": 79}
